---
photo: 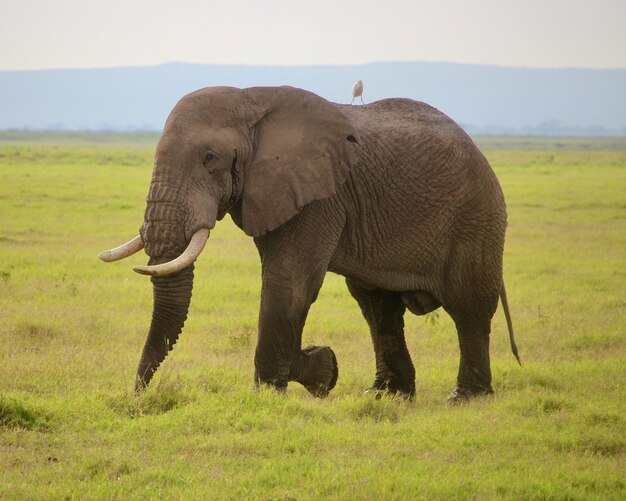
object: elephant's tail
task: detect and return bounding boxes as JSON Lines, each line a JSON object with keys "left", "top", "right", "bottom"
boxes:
{"left": 500, "top": 282, "right": 521, "bottom": 366}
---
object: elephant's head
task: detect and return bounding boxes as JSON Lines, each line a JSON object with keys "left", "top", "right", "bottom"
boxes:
{"left": 99, "top": 86, "right": 360, "bottom": 390}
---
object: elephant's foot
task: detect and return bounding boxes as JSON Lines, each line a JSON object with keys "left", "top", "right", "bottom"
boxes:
{"left": 295, "top": 345, "right": 339, "bottom": 398}
{"left": 364, "top": 378, "right": 415, "bottom": 400}
{"left": 446, "top": 385, "right": 494, "bottom": 405}
{"left": 254, "top": 370, "right": 288, "bottom": 393}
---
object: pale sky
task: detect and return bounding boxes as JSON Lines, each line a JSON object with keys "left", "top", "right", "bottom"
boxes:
{"left": 1, "top": 0, "right": 625, "bottom": 70}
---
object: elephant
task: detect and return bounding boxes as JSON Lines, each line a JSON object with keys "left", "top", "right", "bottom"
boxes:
{"left": 99, "top": 85, "right": 520, "bottom": 403}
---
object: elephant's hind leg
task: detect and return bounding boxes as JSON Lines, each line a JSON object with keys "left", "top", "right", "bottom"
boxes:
{"left": 446, "top": 303, "right": 496, "bottom": 403}
{"left": 346, "top": 278, "right": 415, "bottom": 397}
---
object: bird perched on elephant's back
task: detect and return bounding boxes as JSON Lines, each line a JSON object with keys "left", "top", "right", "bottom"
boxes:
{"left": 351, "top": 79, "right": 364, "bottom": 105}
{"left": 100, "top": 85, "right": 519, "bottom": 403}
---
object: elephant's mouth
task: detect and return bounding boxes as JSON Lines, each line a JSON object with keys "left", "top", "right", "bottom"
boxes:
{"left": 98, "top": 228, "right": 210, "bottom": 276}
{"left": 134, "top": 229, "right": 209, "bottom": 276}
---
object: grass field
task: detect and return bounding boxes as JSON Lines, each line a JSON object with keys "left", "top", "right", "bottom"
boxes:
{"left": 0, "top": 132, "right": 624, "bottom": 499}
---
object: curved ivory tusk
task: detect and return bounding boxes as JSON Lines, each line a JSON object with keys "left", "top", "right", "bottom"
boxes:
{"left": 132, "top": 228, "right": 210, "bottom": 276}
{"left": 98, "top": 235, "right": 144, "bottom": 262}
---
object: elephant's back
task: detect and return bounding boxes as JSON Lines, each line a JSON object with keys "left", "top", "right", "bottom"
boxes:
{"left": 336, "top": 97, "right": 502, "bottom": 206}
{"left": 336, "top": 98, "right": 473, "bottom": 148}
{"left": 336, "top": 98, "right": 495, "bottom": 186}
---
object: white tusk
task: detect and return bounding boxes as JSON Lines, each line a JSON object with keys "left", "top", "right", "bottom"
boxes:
{"left": 132, "top": 228, "right": 210, "bottom": 276}
{"left": 98, "top": 235, "right": 144, "bottom": 262}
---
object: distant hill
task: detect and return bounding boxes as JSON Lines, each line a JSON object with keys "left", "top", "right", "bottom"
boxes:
{"left": 1, "top": 62, "right": 625, "bottom": 136}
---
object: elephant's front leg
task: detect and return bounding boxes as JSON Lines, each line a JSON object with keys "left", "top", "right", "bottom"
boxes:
{"left": 254, "top": 269, "right": 338, "bottom": 397}
{"left": 253, "top": 226, "right": 340, "bottom": 396}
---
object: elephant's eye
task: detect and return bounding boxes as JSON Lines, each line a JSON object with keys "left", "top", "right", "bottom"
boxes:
{"left": 204, "top": 152, "right": 215, "bottom": 164}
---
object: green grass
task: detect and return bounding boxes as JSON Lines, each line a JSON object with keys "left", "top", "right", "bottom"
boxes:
{"left": 473, "top": 135, "right": 626, "bottom": 151}
{"left": 0, "top": 133, "right": 624, "bottom": 499}
{"left": 0, "top": 130, "right": 160, "bottom": 147}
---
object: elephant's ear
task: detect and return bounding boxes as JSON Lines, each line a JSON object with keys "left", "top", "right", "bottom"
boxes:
{"left": 240, "top": 86, "right": 360, "bottom": 237}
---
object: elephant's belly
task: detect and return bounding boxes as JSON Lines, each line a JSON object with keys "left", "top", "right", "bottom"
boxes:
{"left": 328, "top": 222, "right": 449, "bottom": 293}
{"left": 327, "top": 256, "right": 441, "bottom": 294}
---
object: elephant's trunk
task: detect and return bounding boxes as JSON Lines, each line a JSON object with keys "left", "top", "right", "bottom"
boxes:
{"left": 135, "top": 264, "right": 194, "bottom": 391}
{"left": 140, "top": 180, "right": 188, "bottom": 258}
{"left": 133, "top": 178, "right": 216, "bottom": 390}
{"left": 134, "top": 180, "right": 193, "bottom": 391}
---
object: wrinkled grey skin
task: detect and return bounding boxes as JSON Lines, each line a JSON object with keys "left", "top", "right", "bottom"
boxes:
{"left": 129, "top": 86, "right": 511, "bottom": 403}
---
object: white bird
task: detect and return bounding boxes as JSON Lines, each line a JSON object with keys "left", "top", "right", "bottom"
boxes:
{"left": 351, "top": 80, "right": 364, "bottom": 105}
